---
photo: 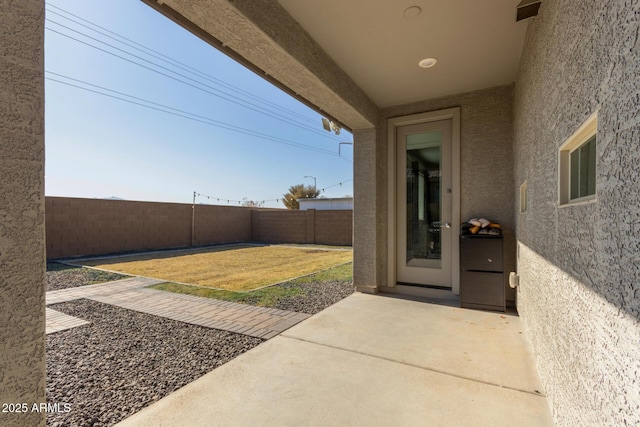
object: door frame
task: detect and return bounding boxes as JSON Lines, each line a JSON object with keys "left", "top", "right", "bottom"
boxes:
{"left": 387, "top": 108, "right": 461, "bottom": 295}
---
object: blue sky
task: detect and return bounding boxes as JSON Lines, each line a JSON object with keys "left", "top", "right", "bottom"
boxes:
{"left": 44, "top": 0, "right": 353, "bottom": 208}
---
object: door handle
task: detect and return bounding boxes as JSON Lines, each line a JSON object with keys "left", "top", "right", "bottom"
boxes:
{"left": 444, "top": 222, "right": 451, "bottom": 229}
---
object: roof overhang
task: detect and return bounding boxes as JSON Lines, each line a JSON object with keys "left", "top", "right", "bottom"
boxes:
{"left": 142, "top": 0, "right": 533, "bottom": 131}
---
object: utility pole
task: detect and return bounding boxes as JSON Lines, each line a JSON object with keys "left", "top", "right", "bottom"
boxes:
{"left": 191, "top": 191, "right": 196, "bottom": 247}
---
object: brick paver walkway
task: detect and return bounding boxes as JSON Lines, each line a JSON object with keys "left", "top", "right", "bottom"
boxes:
{"left": 45, "top": 277, "right": 310, "bottom": 339}
{"left": 90, "top": 288, "right": 309, "bottom": 339}
{"left": 46, "top": 277, "right": 164, "bottom": 305}
{"left": 46, "top": 308, "right": 90, "bottom": 334}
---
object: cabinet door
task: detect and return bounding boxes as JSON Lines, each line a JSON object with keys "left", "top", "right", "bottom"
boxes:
{"left": 460, "top": 237, "right": 503, "bottom": 272}
{"left": 460, "top": 271, "right": 504, "bottom": 309}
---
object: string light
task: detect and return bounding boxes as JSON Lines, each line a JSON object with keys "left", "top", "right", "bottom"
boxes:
{"left": 193, "top": 178, "right": 353, "bottom": 206}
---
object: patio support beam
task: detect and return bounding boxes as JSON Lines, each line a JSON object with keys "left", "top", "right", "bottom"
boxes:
{"left": 0, "top": 1, "right": 46, "bottom": 426}
{"left": 353, "top": 128, "right": 381, "bottom": 293}
{"left": 140, "top": 0, "right": 380, "bottom": 131}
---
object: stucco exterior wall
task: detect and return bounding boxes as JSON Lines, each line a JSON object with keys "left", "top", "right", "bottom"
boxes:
{"left": 353, "top": 128, "right": 380, "bottom": 292}
{"left": 379, "top": 85, "right": 516, "bottom": 301}
{"left": 0, "top": 1, "right": 46, "bottom": 426}
{"left": 514, "top": 1, "right": 640, "bottom": 425}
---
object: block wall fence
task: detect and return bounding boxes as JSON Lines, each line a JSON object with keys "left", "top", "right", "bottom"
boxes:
{"left": 45, "top": 197, "right": 352, "bottom": 259}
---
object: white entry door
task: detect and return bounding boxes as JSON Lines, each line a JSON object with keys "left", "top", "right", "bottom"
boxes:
{"left": 396, "top": 119, "right": 452, "bottom": 287}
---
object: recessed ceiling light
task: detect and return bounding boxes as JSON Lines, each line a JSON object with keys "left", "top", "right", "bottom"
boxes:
{"left": 418, "top": 58, "right": 438, "bottom": 68}
{"left": 403, "top": 6, "right": 422, "bottom": 18}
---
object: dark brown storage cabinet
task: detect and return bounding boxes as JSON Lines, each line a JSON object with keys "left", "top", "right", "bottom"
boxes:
{"left": 460, "top": 235, "right": 505, "bottom": 312}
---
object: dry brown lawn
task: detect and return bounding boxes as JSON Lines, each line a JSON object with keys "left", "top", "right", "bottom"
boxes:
{"left": 80, "top": 245, "right": 352, "bottom": 292}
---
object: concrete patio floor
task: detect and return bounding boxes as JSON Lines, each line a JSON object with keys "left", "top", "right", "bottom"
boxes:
{"left": 116, "top": 292, "right": 554, "bottom": 426}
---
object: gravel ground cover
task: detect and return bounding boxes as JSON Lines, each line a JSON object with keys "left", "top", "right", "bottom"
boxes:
{"left": 47, "top": 262, "right": 129, "bottom": 292}
{"left": 265, "top": 279, "right": 354, "bottom": 314}
{"left": 152, "top": 279, "right": 354, "bottom": 315}
{"left": 46, "top": 299, "right": 262, "bottom": 427}
{"left": 45, "top": 259, "right": 354, "bottom": 426}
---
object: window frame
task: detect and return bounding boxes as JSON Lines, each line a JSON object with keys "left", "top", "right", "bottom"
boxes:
{"left": 558, "top": 112, "right": 598, "bottom": 206}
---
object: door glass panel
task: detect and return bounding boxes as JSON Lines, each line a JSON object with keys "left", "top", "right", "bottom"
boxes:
{"left": 406, "top": 131, "right": 442, "bottom": 269}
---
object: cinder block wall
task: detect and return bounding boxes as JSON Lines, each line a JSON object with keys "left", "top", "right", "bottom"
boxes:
{"left": 514, "top": 1, "right": 640, "bottom": 425}
{"left": 315, "top": 210, "right": 353, "bottom": 246}
{"left": 251, "top": 209, "right": 308, "bottom": 244}
{"left": 46, "top": 198, "right": 193, "bottom": 258}
{"left": 45, "top": 198, "right": 352, "bottom": 259}
{"left": 193, "top": 204, "right": 252, "bottom": 246}
{"left": 0, "top": 1, "right": 46, "bottom": 426}
{"left": 250, "top": 209, "right": 353, "bottom": 245}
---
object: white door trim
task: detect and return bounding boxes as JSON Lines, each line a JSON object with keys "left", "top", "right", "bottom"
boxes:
{"left": 387, "top": 108, "right": 461, "bottom": 295}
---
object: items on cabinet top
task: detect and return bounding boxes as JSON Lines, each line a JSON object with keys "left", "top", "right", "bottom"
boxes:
{"left": 461, "top": 217, "right": 502, "bottom": 236}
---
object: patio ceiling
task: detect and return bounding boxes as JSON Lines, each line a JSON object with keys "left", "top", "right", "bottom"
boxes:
{"left": 143, "top": 0, "right": 530, "bottom": 130}
{"left": 278, "top": 0, "right": 529, "bottom": 108}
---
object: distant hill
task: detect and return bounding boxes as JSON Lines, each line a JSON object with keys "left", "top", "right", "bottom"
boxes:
{"left": 103, "top": 196, "right": 125, "bottom": 200}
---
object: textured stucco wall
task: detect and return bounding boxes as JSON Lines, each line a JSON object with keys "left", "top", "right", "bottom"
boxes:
{"left": 379, "top": 86, "right": 516, "bottom": 301}
{"left": 0, "top": 1, "right": 46, "bottom": 426}
{"left": 353, "top": 128, "right": 380, "bottom": 292}
{"left": 514, "top": 1, "right": 640, "bottom": 425}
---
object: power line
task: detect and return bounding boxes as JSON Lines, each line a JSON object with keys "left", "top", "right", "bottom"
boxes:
{"left": 45, "top": 21, "right": 341, "bottom": 141}
{"left": 46, "top": 4, "right": 322, "bottom": 128}
{"left": 46, "top": 74, "right": 337, "bottom": 156}
{"left": 46, "top": 73, "right": 339, "bottom": 156}
{"left": 46, "top": 4, "right": 323, "bottom": 129}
